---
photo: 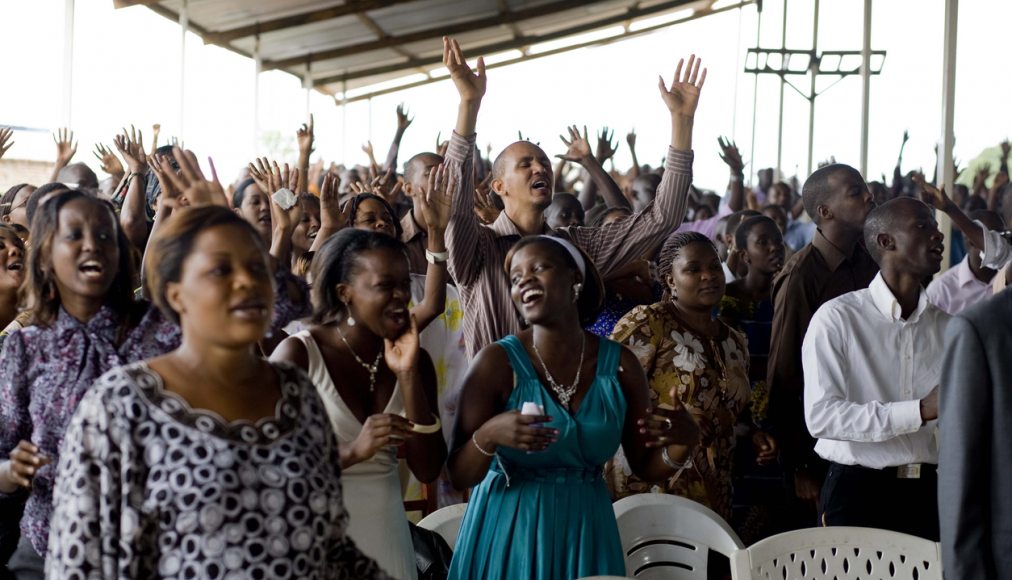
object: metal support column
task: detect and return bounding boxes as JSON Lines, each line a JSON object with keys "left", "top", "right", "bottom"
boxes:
{"left": 253, "top": 35, "right": 262, "bottom": 152}
{"left": 62, "top": 0, "right": 75, "bottom": 127}
{"left": 859, "top": 0, "right": 872, "bottom": 177}
{"left": 775, "top": 0, "right": 787, "bottom": 181}
{"left": 806, "top": 0, "right": 819, "bottom": 176}
{"left": 179, "top": 0, "right": 188, "bottom": 143}
{"left": 938, "top": 0, "right": 958, "bottom": 266}
{"left": 748, "top": 1, "right": 763, "bottom": 186}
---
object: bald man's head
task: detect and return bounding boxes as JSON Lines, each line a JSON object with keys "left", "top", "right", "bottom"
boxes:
{"left": 863, "top": 197, "right": 944, "bottom": 277}
{"left": 491, "top": 141, "right": 554, "bottom": 212}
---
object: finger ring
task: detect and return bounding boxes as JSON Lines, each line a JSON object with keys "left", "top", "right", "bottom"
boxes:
{"left": 663, "top": 417, "right": 673, "bottom": 431}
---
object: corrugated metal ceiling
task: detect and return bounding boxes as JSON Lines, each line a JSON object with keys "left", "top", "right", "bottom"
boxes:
{"left": 116, "top": 0, "right": 743, "bottom": 102}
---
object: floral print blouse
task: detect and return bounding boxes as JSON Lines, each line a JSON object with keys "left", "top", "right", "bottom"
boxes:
{"left": 608, "top": 301, "right": 750, "bottom": 520}
{"left": 0, "top": 304, "right": 180, "bottom": 556}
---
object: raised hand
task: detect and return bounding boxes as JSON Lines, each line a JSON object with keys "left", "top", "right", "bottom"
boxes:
{"left": 416, "top": 162, "right": 454, "bottom": 231}
{"left": 384, "top": 314, "right": 420, "bottom": 374}
{"left": 556, "top": 125, "right": 593, "bottom": 164}
{"left": 159, "top": 147, "right": 228, "bottom": 208}
{"left": 396, "top": 104, "right": 414, "bottom": 132}
{"left": 150, "top": 124, "right": 161, "bottom": 155}
{"left": 113, "top": 125, "right": 148, "bottom": 173}
{"left": 912, "top": 172, "right": 954, "bottom": 212}
{"left": 974, "top": 162, "right": 992, "bottom": 193}
{"left": 718, "top": 136, "right": 744, "bottom": 174}
{"left": 93, "top": 143, "right": 125, "bottom": 178}
{"left": 626, "top": 130, "right": 637, "bottom": 151}
{"left": 658, "top": 54, "right": 706, "bottom": 118}
{"left": 443, "top": 36, "right": 486, "bottom": 103}
{"left": 361, "top": 140, "right": 377, "bottom": 169}
{"left": 318, "top": 172, "right": 352, "bottom": 232}
{"left": 297, "top": 114, "right": 315, "bottom": 157}
{"left": 474, "top": 174, "right": 501, "bottom": 225}
{"left": 148, "top": 154, "right": 183, "bottom": 209}
{"left": 595, "top": 127, "right": 619, "bottom": 164}
{"left": 248, "top": 157, "right": 288, "bottom": 194}
{"left": 0, "top": 128, "right": 13, "bottom": 160}
{"left": 53, "top": 128, "right": 77, "bottom": 167}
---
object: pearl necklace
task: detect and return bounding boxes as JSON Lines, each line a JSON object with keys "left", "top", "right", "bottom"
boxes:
{"left": 336, "top": 327, "right": 383, "bottom": 392}
{"left": 531, "top": 333, "right": 586, "bottom": 411}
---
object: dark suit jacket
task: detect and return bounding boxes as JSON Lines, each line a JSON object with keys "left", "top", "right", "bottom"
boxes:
{"left": 939, "top": 287, "right": 1012, "bottom": 579}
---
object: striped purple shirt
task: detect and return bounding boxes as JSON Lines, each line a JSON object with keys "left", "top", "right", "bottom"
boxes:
{"left": 444, "top": 132, "right": 693, "bottom": 358}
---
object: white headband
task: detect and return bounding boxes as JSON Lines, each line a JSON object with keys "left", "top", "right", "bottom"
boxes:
{"left": 537, "top": 235, "right": 586, "bottom": 279}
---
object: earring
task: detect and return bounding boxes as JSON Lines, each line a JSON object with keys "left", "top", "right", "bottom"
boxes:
{"left": 343, "top": 302, "right": 356, "bottom": 326}
{"left": 573, "top": 283, "right": 583, "bottom": 302}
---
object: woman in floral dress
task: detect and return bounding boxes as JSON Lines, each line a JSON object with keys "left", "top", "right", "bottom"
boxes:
{"left": 609, "top": 231, "right": 750, "bottom": 521}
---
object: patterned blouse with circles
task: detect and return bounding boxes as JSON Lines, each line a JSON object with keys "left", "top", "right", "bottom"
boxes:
{"left": 47, "top": 362, "right": 389, "bottom": 579}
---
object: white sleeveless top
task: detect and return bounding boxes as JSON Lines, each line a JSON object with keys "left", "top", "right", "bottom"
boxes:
{"left": 292, "top": 330, "right": 418, "bottom": 580}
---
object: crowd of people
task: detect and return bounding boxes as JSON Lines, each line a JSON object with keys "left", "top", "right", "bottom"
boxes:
{"left": 0, "top": 35, "right": 1010, "bottom": 579}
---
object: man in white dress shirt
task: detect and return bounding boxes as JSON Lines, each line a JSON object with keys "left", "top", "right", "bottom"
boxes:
{"left": 802, "top": 197, "right": 948, "bottom": 540}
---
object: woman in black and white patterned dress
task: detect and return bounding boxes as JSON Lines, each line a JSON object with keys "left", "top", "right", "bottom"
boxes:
{"left": 47, "top": 204, "right": 389, "bottom": 579}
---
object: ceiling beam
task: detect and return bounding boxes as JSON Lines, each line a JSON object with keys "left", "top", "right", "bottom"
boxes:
{"left": 262, "top": 0, "right": 596, "bottom": 71}
{"left": 113, "top": 0, "right": 165, "bottom": 7}
{"left": 332, "top": 0, "right": 754, "bottom": 104}
{"left": 355, "top": 11, "right": 427, "bottom": 74}
{"left": 314, "top": 0, "right": 698, "bottom": 86}
{"left": 202, "top": 0, "right": 417, "bottom": 45}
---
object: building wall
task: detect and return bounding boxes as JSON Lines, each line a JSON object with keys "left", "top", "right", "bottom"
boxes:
{"left": 0, "top": 159, "right": 55, "bottom": 190}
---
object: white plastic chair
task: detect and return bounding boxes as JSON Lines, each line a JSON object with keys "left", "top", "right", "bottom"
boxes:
{"left": 729, "top": 526, "right": 943, "bottom": 580}
{"left": 613, "top": 493, "right": 745, "bottom": 579}
{"left": 416, "top": 503, "right": 468, "bottom": 550}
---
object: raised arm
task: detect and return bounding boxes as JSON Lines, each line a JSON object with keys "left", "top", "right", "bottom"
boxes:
{"left": 383, "top": 104, "right": 413, "bottom": 172}
{"left": 718, "top": 136, "right": 746, "bottom": 212}
{"left": 93, "top": 143, "right": 125, "bottom": 186}
{"left": 296, "top": 114, "right": 314, "bottom": 194}
{"left": 408, "top": 163, "right": 452, "bottom": 332}
{"left": 442, "top": 36, "right": 489, "bottom": 286}
{"left": 558, "top": 125, "right": 630, "bottom": 211}
{"left": 568, "top": 54, "right": 703, "bottom": 277}
{"left": 0, "top": 128, "right": 13, "bottom": 161}
{"left": 50, "top": 127, "right": 77, "bottom": 182}
{"left": 249, "top": 158, "right": 302, "bottom": 266}
{"left": 114, "top": 126, "right": 151, "bottom": 250}
{"left": 627, "top": 130, "right": 642, "bottom": 179}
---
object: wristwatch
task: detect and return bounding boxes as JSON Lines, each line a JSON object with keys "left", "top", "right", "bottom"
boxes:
{"left": 425, "top": 249, "right": 449, "bottom": 264}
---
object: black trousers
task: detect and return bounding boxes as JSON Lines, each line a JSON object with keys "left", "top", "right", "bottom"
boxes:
{"left": 819, "top": 462, "right": 939, "bottom": 541}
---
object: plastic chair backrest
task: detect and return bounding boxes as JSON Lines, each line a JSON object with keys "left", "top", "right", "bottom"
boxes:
{"left": 613, "top": 494, "right": 744, "bottom": 578}
{"left": 416, "top": 503, "right": 468, "bottom": 550}
{"left": 729, "top": 526, "right": 943, "bottom": 580}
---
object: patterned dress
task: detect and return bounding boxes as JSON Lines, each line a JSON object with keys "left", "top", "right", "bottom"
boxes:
{"left": 47, "top": 362, "right": 389, "bottom": 579}
{"left": 608, "top": 301, "right": 750, "bottom": 520}
{"left": 0, "top": 304, "right": 180, "bottom": 558}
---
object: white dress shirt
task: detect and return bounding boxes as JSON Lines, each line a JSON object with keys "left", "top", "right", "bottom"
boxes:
{"left": 925, "top": 256, "right": 994, "bottom": 315}
{"left": 803, "top": 273, "right": 950, "bottom": 469}
{"left": 978, "top": 219, "right": 1012, "bottom": 269}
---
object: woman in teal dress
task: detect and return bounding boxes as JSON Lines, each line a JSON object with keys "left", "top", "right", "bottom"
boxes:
{"left": 446, "top": 235, "right": 702, "bottom": 579}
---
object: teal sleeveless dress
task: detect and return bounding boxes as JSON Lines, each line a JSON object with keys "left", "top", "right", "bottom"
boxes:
{"left": 447, "top": 335, "right": 627, "bottom": 580}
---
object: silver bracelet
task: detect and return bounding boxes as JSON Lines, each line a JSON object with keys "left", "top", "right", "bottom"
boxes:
{"left": 661, "top": 446, "right": 692, "bottom": 470}
{"left": 472, "top": 433, "right": 496, "bottom": 457}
